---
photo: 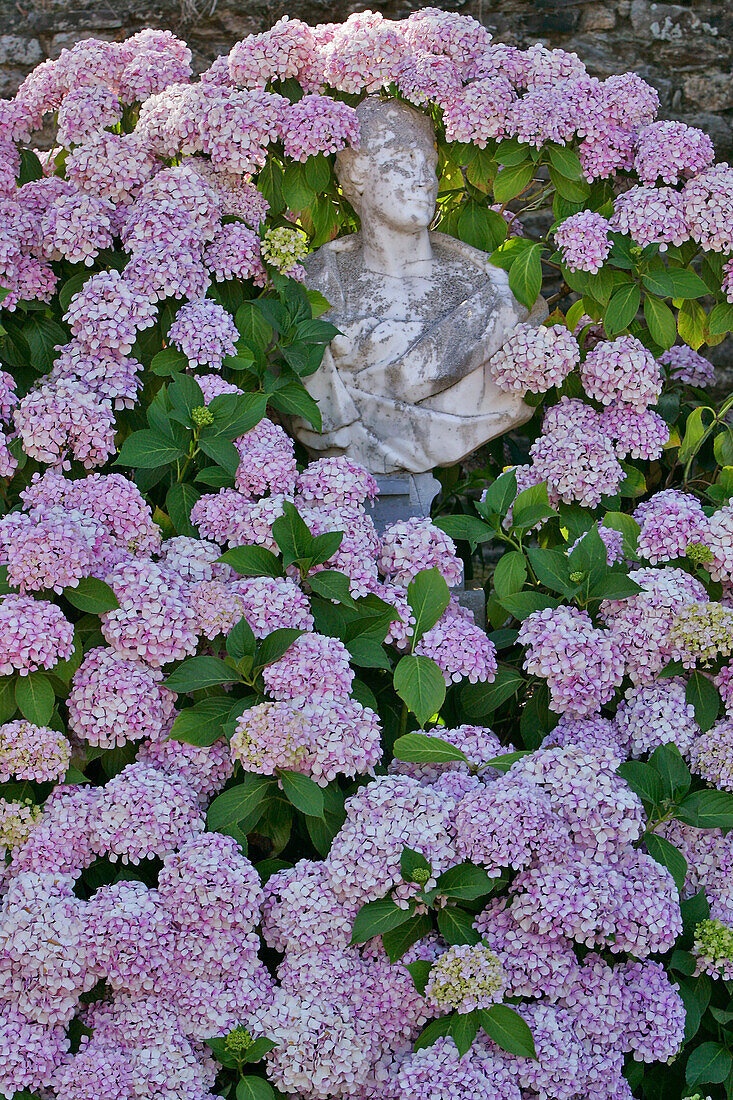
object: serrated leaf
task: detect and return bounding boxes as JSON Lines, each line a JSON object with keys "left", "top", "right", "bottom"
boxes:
{"left": 382, "top": 913, "right": 433, "bottom": 963}
{"left": 492, "top": 551, "right": 527, "bottom": 600}
{"left": 437, "top": 905, "right": 480, "bottom": 945}
{"left": 254, "top": 628, "right": 303, "bottom": 670}
{"left": 493, "top": 162, "right": 535, "bottom": 203}
{"left": 434, "top": 862, "right": 496, "bottom": 901}
{"left": 499, "top": 591, "right": 561, "bottom": 618}
{"left": 116, "top": 429, "right": 186, "bottom": 469}
{"left": 64, "top": 578, "right": 120, "bottom": 614}
{"left": 460, "top": 667, "right": 525, "bottom": 720}
{"left": 393, "top": 655, "right": 446, "bottom": 728}
{"left": 618, "top": 760, "right": 664, "bottom": 809}
{"left": 206, "top": 774, "right": 272, "bottom": 835}
{"left": 166, "top": 482, "right": 200, "bottom": 537}
{"left": 308, "top": 570, "right": 358, "bottom": 608}
{"left": 407, "top": 568, "right": 450, "bottom": 643}
{"left": 218, "top": 546, "right": 283, "bottom": 578}
{"left": 479, "top": 1005, "right": 536, "bottom": 1059}
{"left": 164, "top": 656, "right": 238, "bottom": 693}
{"left": 236, "top": 1077, "right": 276, "bottom": 1100}
{"left": 351, "top": 898, "right": 413, "bottom": 945}
{"left": 508, "top": 243, "right": 543, "bottom": 309}
{"left": 434, "top": 515, "right": 495, "bottom": 550}
{"left": 279, "top": 769, "right": 324, "bottom": 818}
{"left": 686, "top": 670, "right": 720, "bottom": 732}
{"left": 686, "top": 1042, "right": 732, "bottom": 1087}
{"left": 15, "top": 672, "right": 54, "bottom": 725}
{"left": 644, "top": 833, "right": 687, "bottom": 893}
{"left": 677, "top": 789, "right": 733, "bottom": 830}
{"left": 392, "top": 732, "right": 467, "bottom": 763}
{"left": 604, "top": 283, "right": 641, "bottom": 336}
{"left": 169, "top": 697, "right": 239, "bottom": 747}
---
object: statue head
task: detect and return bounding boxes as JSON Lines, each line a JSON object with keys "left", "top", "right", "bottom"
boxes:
{"left": 335, "top": 97, "right": 439, "bottom": 234}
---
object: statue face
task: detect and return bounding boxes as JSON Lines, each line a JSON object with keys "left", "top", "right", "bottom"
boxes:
{"left": 360, "top": 138, "right": 439, "bottom": 233}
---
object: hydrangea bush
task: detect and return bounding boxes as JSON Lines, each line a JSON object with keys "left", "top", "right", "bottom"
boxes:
{"left": 0, "top": 8, "right": 733, "bottom": 1100}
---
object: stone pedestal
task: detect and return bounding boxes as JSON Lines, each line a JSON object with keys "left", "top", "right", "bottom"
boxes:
{"left": 369, "top": 471, "right": 441, "bottom": 533}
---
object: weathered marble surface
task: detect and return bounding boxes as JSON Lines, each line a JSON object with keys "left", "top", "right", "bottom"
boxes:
{"left": 291, "top": 97, "right": 545, "bottom": 476}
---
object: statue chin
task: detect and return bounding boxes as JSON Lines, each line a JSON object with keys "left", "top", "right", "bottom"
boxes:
{"left": 290, "top": 228, "right": 546, "bottom": 477}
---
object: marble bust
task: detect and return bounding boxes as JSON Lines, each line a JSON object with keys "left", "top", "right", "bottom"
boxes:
{"left": 290, "top": 97, "right": 546, "bottom": 476}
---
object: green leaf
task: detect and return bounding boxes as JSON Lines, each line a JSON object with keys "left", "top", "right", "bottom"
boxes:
{"left": 548, "top": 167, "right": 589, "bottom": 202}
{"left": 268, "top": 379, "right": 322, "bottom": 431}
{"left": 644, "top": 293, "right": 677, "bottom": 350}
{"left": 678, "top": 298, "right": 707, "bottom": 350}
{"left": 351, "top": 898, "right": 413, "bottom": 945}
{"left": 166, "top": 482, "right": 200, "bottom": 537}
{"left": 644, "top": 833, "right": 687, "bottom": 893}
{"left": 227, "top": 617, "right": 257, "bottom": 662}
{"left": 304, "top": 781, "right": 346, "bottom": 857}
{"left": 447, "top": 1011, "right": 479, "bottom": 1058}
{"left": 678, "top": 973, "right": 711, "bottom": 1042}
{"left": 236, "top": 300, "right": 273, "bottom": 353}
{"left": 618, "top": 462, "right": 647, "bottom": 499}
{"left": 15, "top": 672, "right": 54, "bottom": 725}
{"left": 392, "top": 732, "right": 467, "bottom": 764}
{"left": 479, "top": 1005, "right": 536, "bottom": 1059}
{"left": 708, "top": 302, "right": 733, "bottom": 336}
{"left": 492, "top": 551, "right": 528, "bottom": 600}
{"left": 204, "top": 392, "right": 268, "bottom": 440}
{"left": 587, "top": 574, "right": 643, "bottom": 601}
{"left": 460, "top": 667, "right": 525, "bottom": 719}
{"left": 164, "top": 656, "right": 238, "bottom": 693}
{"left": 433, "top": 515, "right": 495, "bottom": 551}
{"left": 479, "top": 469, "right": 518, "bottom": 518}
{"left": 393, "top": 655, "right": 446, "bottom": 728}
{"left": 116, "top": 429, "right": 186, "bottom": 469}
{"left": 686, "top": 670, "right": 720, "bottom": 732}
{"left": 413, "top": 1015, "right": 454, "bottom": 1050}
{"left": 305, "top": 288, "right": 332, "bottom": 318}
{"left": 241, "top": 1038, "right": 278, "bottom": 1064}
{"left": 169, "top": 697, "right": 239, "bottom": 747}
{"left": 511, "top": 483, "right": 556, "bottom": 532}
{"left": 437, "top": 905, "right": 480, "bottom": 945}
{"left": 206, "top": 773, "right": 272, "bottom": 835}
{"left": 198, "top": 437, "right": 241, "bottom": 477}
{"left": 677, "top": 789, "right": 733, "bottom": 830}
{"left": 568, "top": 526, "right": 609, "bottom": 584}
{"left": 218, "top": 546, "right": 283, "bottom": 578}
{"left": 63, "top": 578, "right": 120, "bottom": 614}
{"left": 18, "top": 147, "right": 43, "bottom": 183}
{"left": 236, "top": 1077, "right": 276, "bottom": 1100}
{"left": 526, "top": 547, "right": 573, "bottom": 596}
{"left": 666, "top": 268, "right": 710, "bottom": 299}
{"left": 493, "top": 162, "right": 535, "bottom": 203}
{"left": 405, "top": 959, "right": 433, "bottom": 994}
{"left": 508, "top": 243, "right": 543, "bottom": 309}
{"left": 499, "top": 591, "right": 561, "bottom": 618}
{"left": 0, "top": 676, "right": 15, "bottom": 723}
{"left": 604, "top": 283, "right": 641, "bottom": 336}
{"left": 407, "top": 568, "right": 450, "bottom": 643}
{"left": 254, "top": 628, "right": 303, "bottom": 670}
{"left": 679, "top": 406, "right": 713, "bottom": 464}
{"left": 434, "top": 863, "right": 496, "bottom": 901}
{"left": 714, "top": 427, "right": 733, "bottom": 468}
{"left": 649, "top": 742, "right": 691, "bottom": 801}
{"left": 151, "top": 347, "right": 188, "bottom": 375}
{"left": 279, "top": 769, "right": 324, "bottom": 818}
{"left": 308, "top": 570, "right": 358, "bottom": 609}
{"left": 686, "top": 1042, "right": 733, "bottom": 1087}
{"left": 308, "top": 531, "right": 344, "bottom": 569}
{"left": 382, "top": 913, "right": 433, "bottom": 963}
{"left": 547, "top": 144, "right": 585, "bottom": 180}
{"left": 617, "top": 760, "right": 664, "bottom": 810}
{"left": 271, "top": 502, "right": 317, "bottom": 568}
{"left": 401, "top": 846, "right": 432, "bottom": 882}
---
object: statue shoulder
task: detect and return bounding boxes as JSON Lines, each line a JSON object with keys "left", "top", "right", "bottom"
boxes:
{"left": 303, "top": 235, "right": 360, "bottom": 314}
{"left": 429, "top": 231, "right": 547, "bottom": 323}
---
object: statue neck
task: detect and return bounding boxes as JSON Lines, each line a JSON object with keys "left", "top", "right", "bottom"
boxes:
{"left": 360, "top": 220, "right": 433, "bottom": 279}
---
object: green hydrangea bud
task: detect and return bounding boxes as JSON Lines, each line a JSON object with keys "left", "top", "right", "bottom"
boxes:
{"left": 224, "top": 1026, "right": 254, "bottom": 1056}
{"left": 569, "top": 571, "right": 584, "bottom": 583}
{"left": 685, "top": 542, "right": 714, "bottom": 565}
{"left": 192, "top": 405, "right": 215, "bottom": 427}
{"left": 694, "top": 919, "right": 733, "bottom": 971}
{"left": 261, "top": 227, "right": 308, "bottom": 274}
{"left": 411, "top": 866, "right": 431, "bottom": 886}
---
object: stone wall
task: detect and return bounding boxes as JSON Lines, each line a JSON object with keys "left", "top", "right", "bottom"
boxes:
{"left": 1, "top": 0, "right": 731, "bottom": 160}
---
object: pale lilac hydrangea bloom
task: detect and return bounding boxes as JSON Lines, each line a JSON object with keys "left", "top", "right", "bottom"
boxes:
{"left": 67, "top": 646, "right": 175, "bottom": 749}
{"left": 683, "top": 162, "right": 733, "bottom": 252}
{"left": 581, "top": 335, "right": 662, "bottom": 408}
{"left": 379, "top": 517, "right": 463, "bottom": 586}
{"left": 660, "top": 345, "right": 716, "bottom": 388}
{"left": 0, "top": 595, "right": 74, "bottom": 675}
{"left": 554, "top": 211, "right": 612, "bottom": 273}
{"left": 489, "top": 323, "right": 580, "bottom": 393}
{"left": 167, "top": 298, "right": 238, "bottom": 369}
{"left": 600, "top": 402, "right": 669, "bottom": 460}
{"left": 634, "top": 120, "right": 715, "bottom": 185}
{"left": 633, "top": 489, "right": 708, "bottom": 564}
{"left": 0, "top": 721, "right": 70, "bottom": 783}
